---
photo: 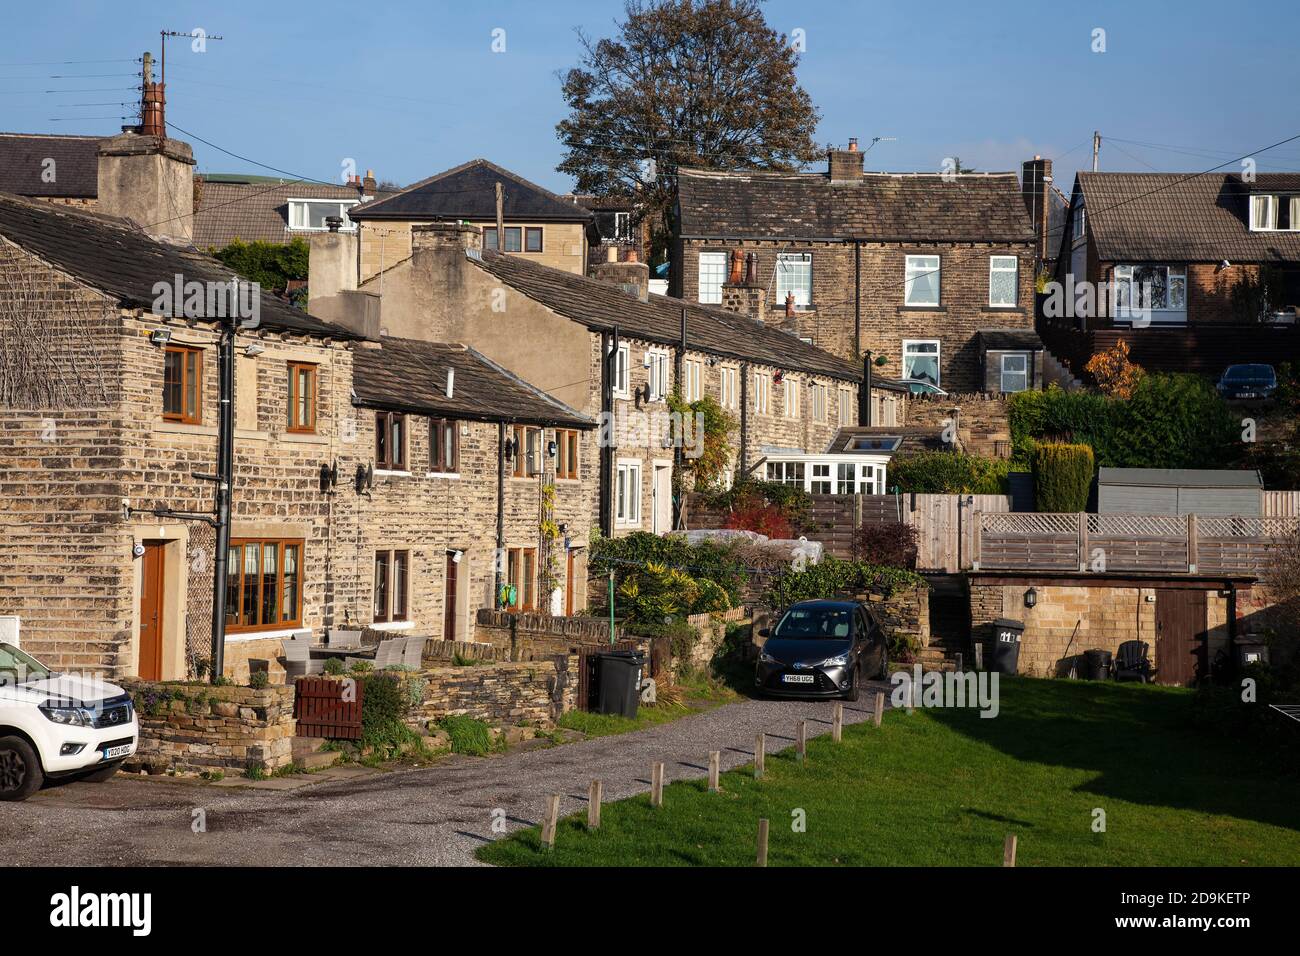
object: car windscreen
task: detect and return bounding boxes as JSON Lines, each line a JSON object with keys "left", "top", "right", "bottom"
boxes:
{"left": 773, "top": 607, "right": 852, "bottom": 640}
{"left": 1225, "top": 365, "right": 1274, "bottom": 381}
{"left": 0, "top": 642, "right": 52, "bottom": 685}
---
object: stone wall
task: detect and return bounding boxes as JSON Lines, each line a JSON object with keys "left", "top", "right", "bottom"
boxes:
{"left": 906, "top": 392, "right": 1013, "bottom": 457}
{"left": 411, "top": 657, "right": 576, "bottom": 727}
{"left": 681, "top": 607, "right": 749, "bottom": 671}
{"left": 475, "top": 607, "right": 628, "bottom": 659}
{"left": 119, "top": 679, "right": 296, "bottom": 774}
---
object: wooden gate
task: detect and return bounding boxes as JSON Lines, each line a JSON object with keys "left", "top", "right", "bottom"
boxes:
{"left": 293, "top": 677, "right": 364, "bottom": 739}
{"left": 1155, "top": 589, "right": 1207, "bottom": 687}
{"left": 912, "top": 494, "right": 1011, "bottom": 573}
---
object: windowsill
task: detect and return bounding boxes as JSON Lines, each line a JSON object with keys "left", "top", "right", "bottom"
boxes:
{"left": 899, "top": 305, "right": 946, "bottom": 312}
{"left": 157, "top": 420, "right": 214, "bottom": 436}
{"left": 281, "top": 431, "right": 328, "bottom": 444}
{"left": 226, "top": 627, "right": 306, "bottom": 644}
{"left": 555, "top": 476, "right": 581, "bottom": 484}
{"left": 370, "top": 620, "right": 414, "bottom": 631}
{"left": 374, "top": 469, "right": 412, "bottom": 478}
{"left": 426, "top": 471, "right": 461, "bottom": 479}
{"left": 981, "top": 306, "right": 1024, "bottom": 313}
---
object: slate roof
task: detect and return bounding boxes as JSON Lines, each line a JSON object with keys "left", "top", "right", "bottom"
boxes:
{"left": 1076, "top": 172, "right": 1300, "bottom": 263}
{"left": 1097, "top": 467, "right": 1263, "bottom": 489}
{"left": 676, "top": 167, "right": 1034, "bottom": 242}
{"left": 193, "top": 179, "right": 391, "bottom": 249}
{"left": 975, "top": 328, "right": 1046, "bottom": 351}
{"left": 0, "top": 191, "right": 357, "bottom": 339}
{"left": 0, "top": 132, "right": 100, "bottom": 198}
{"left": 350, "top": 159, "right": 596, "bottom": 228}
{"left": 470, "top": 248, "right": 861, "bottom": 382}
{"left": 351, "top": 338, "right": 594, "bottom": 428}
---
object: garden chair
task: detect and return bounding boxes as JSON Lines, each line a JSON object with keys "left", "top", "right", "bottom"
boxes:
{"left": 374, "top": 638, "right": 403, "bottom": 669}
{"left": 1114, "top": 640, "right": 1156, "bottom": 683}
{"left": 401, "top": 635, "right": 426, "bottom": 669}
{"left": 330, "top": 629, "right": 362, "bottom": 649}
{"left": 282, "top": 637, "right": 312, "bottom": 679}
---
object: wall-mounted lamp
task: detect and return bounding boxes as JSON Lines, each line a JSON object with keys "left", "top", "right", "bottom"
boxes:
{"left": 503, "top": 437, "right": 517, "bottom": 458}
{"left": 149, "top": 328, "right": 172, "bottom": 347}
{"left": 547, "top": 440, "right": 558, "bottom": 458}
{"left": 1024, "top": 587, "right": 1038, "bottom": 609}
{"left": 450, "top": 549, "right": 464, "bottom": 564}
{"left": 243, "top": 343, "right": 266, "bottom": 357}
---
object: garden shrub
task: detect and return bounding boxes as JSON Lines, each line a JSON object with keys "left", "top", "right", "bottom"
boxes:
{"left": 851, "top": 522, "right": 919, "bottom": 569}
{"left": 591, "top": 531, "right": 747, "bottom": 623}
{"left": 887, "top": 451, "right": 1012, "bottom": 494}
{"left": 247, "top": 669, "right": 269, "bottom": 690}
{"left": 703, "top": 478, "right": 811, "bottom": 529}
{"left": 765, "top": 556, "right": 926, "bottom": 610}
{"left": 209, "top": 237, "right": 308, "bottom": 296}
{"left": 1032, "top": 442, "right": 1094, "bottom": 512}
{"left": 437, "top": 715, "right": 498, "bottom": 756}
{"left": 323, "top": 657, "right": 344, "bottom": 675}
{"left": 723, "top": 495, "right": 793, "bottom": 538}
{"left": 359, "top": 672, "right": 420, "bottom": 756}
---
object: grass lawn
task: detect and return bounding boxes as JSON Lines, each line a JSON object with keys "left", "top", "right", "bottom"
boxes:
{"left": 478, "top": 677, "right": 1300, "bottom": 866}
{"left": 556, "top": 669, "right": 741, "bottom": 738}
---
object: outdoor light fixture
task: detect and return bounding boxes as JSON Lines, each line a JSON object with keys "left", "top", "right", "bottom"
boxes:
{"left": 450, "top": 549, "right": 463, "bottom": 564}
{"left": 149, "top": 328, "right": 171, "bottom": 347}
{"left": 1024, "top": 587, "right": 1038, "bottom": 609}
{"left": 503, "top": 437, "right": 516, "bottom": 458}
{"left": 244, "top": 343, "right": 266, "bottom": 357}
{"left": 547, "top": 440, "right": 558, "bottom": 458}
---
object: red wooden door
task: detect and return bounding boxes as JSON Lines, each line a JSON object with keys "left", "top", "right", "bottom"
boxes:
{"left": 138, "top": 542, "right": 165, "bottom": 680}
{"left": 1155, "top": 589, "right": 1206, "bottom": 686}
{"left": 443, "top": 552, "right": 458, "bottom": 642}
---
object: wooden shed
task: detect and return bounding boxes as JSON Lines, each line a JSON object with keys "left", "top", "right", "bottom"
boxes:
{"left": 1096, "top": 468, "right": 1262, "bottom": 516}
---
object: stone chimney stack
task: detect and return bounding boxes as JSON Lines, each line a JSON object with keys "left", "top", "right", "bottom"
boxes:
{"left": 827, "top": 138, "right": 864, "bottom": 183}
{"left": 96, "top": 130, "right": 196, "bottom": 243}
{"left": 590, "top": 247, "right": 650, "bottom": 302}
{"left": 720, "top": 251, "right": 767, "bottom": 321}
{"left": 308, "top": 227, "right": 363, "bottom": 329}
{"left": 411, "top": 220, "right": 483, "bottom": 257}
{"left": 362, "top": 168, "right": 377, "bottom": 195}
{"left": 1021, "top": 155, "right": 1053, "bottom": 263}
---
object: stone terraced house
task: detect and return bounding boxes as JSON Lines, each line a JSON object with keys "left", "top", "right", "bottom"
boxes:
{"left": 308, "top": 219, "right": 915, "bottom": 534}
{"left": 671, "top": 142, "right": 1043, "bottom": 395}
{"left": 0, "top": 144, "right": 596, "bottom": 682}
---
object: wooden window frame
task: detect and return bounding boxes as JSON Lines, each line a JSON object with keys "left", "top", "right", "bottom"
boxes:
{"left": 225, "top": 537, "right": 304, "bottom": 634}
{"left": 506, "top": 547, "right": 537, "bottom": 611}
{"left": 524, "top": 227, "right": 543, "bottom": 252}
{"left": 375, "top": 410, "right": 407, "bottom": 471}
{"left": 163, "top": 344, "right": 203, "bottom": 424}
{"left": 556, "top": 429, "right": 580, "bottom": 480}
{"left": 429, "top": 418, "right": 460, "bottom": 474}
{"left": 511, "top": 424, "right": 541, "bottom": 478}
{"left": 484, "top": 226, "right": 523, "bottom": 252}
{"left": 373, "top": 549, "right": 410, "bottom": 623}
{"left": 287, "top": 361, "right": 318, "bottom": 433}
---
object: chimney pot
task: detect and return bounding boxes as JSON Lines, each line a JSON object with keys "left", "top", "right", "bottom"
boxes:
{"left": 606, "top": 246, "right": 618, "bottom": 263}
{"left": 848, "top": 138, "right": 859, "bottom": 152}
{"left": 626, "top": 248, "right": 638, "bottom": 264}
{"left": 785, "top": 291, "right": 795, "bottom": 318}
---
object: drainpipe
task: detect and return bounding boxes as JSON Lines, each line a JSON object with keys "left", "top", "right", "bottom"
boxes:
{"left": 860, "top": 350, "right": 873, "bottom": 427}
{"left": 739, "top": 361, "right": 750, "bottom": 476}
{"left": 853, "top": 240, "right": 862, "bottom": 359}
{"left": 600, "top": 327, "right": 619, "bottom": 537}
{"left": 494, "top": 421, "right": 506, "bottom": 607}
{"left": 209, "top": 319, "right": 234, "bottom": 682}
{"left": 673, "top": 308, "right": 686, "bottom": 529}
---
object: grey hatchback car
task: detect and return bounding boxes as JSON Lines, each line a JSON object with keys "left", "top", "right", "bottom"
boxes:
{"left": 755, "top": 600, "right": 888, "bottom": 701}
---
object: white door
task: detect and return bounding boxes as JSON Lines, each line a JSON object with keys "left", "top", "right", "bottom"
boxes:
{"left": 652, "top": 464, "right": 673, "bottom": 534}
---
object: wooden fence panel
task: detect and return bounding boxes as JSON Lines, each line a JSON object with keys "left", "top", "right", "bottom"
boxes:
{"left": 1263, "top": 491, "right": 1300, "bottom": 517}
{"left": 912, "top": 494, "right": 1011, "bottom": 573}
{"left": 293, "top": 677, "right": 363, "bottom": 740}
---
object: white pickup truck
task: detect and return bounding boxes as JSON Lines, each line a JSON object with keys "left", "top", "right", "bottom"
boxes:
{"left": 0, "top": 641, "right": 138, "bottom": 801}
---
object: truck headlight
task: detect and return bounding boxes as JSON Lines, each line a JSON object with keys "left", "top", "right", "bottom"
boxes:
{"left": 39, "top": 702, "right": 94, "bottom": 726}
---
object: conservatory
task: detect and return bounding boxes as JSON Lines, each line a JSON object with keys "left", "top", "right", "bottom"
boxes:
{"left": 760, "top": 433, "right": 902, "bottom": 495}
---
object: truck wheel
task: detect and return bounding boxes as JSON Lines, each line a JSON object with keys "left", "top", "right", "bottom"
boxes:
{"left": 0, "top": 736, "right": 44, "bottom": 801}
{"left": 80, "top": 760, "right": 122, "bottom": 783}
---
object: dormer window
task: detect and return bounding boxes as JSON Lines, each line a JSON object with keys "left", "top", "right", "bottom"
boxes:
{"left": 1250, "top": 195, "right": 1278, "bottom": 231}
{"left": 288, "top": 199, "right": 359, "bottom": 231}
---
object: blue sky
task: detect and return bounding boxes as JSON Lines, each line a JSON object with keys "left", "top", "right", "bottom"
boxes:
{"left": 5, "top": 0, "right": 1299, "bottom": 193}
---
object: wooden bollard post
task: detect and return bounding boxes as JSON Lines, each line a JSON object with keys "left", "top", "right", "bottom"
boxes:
{"left": 708, "top": 751, "right": 720, "bottom": 792}
{"left": 955, "top": 651, "right": 963, "bottom": 673}
{"left": 756, "top": 818, "right": 769, "bottom": 867}
{"left": 541, "top": 793, "right": 561, "bottom": 850}
{"left": 754, "top": 732, "right": 765, "bottom": 779}
{"left": 832, "top": 702, "right": 843, "bottom": 743}
{"left": 905, "top": 677, "right": 915, "bottom": 714}
{"left": 974, "top": 643, "right": 984, "bottom": 671}
{"left": 872, "top": 691, "right": 884, "bottom": 727}
{"left": 795, "top": 719, "right": 807, "bottom": 761}
{"left": 650, "top": 761, "right": 664, "bottom": 807}
{"left": 1003, "top": 833, "right": 1017, "bottom": 868}
{"left": 587, "top": 779, "right": 602, "bottom": 830}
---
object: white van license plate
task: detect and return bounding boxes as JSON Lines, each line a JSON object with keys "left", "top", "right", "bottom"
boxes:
{"left": 102, "top": 744, "right": 132, "bottom": 760}
{"left": 782, "top": 674, "right": 814, "bottom": 684}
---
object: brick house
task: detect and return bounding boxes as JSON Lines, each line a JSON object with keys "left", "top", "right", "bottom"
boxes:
{"left": 671, "top": 142, "right": 1041, "bottom": 395}
{"left": 307, "top": 220, "right": 914, "bottom": 534}
{"left": 1045, "top": 171, "right": 1300, "bottom": 375}
{"left": 0, "top": 141, "right": 597, "bottom": 682}
{"left": 348, "top": 158, "right": 599, "bottom": 282}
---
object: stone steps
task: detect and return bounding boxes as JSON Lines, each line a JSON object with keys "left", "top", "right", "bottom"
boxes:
{"left": 291, "top": 735, "right": 342, "bottom": 771}
{"left": 1042, "top": 349, "right": 1084, "bottom": 391}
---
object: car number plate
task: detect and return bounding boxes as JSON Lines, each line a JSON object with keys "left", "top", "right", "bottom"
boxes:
{"left": 102, "top": 743, "right": 132, "bottom": 760}
{"left": 782, "top": 674, "right": 814, "bottom": 684}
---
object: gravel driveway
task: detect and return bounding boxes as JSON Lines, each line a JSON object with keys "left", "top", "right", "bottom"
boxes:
{"left": 0, "top": 684, "right": 890, "bottom": 867}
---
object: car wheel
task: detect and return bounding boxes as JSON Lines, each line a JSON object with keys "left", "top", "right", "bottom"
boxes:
{"left": 80, "top": 760, "right": 123, "bottom": 783}
{"left": 842, "top": 663, "right": 861, "bottom": 702}
{"left": 877, "top": 647, "right": 890, "bottom": 680}
{"left": 0, "top": 735, "right": 44, "bottom": 802}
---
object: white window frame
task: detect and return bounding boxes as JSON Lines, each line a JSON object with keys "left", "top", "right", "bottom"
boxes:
{"left": 783, "top": 375, "right": 801, "bottom": 418}
{"left": 989, "top": 255, "right": 1019, "bottom": 308}
{"left": 902, "top": 339, "right": 941, "bottom": 387}
{"left": 776, "top": 252, "right": 813, "bottom": 309}
{"left": 610, "top": 343, "right": 631, "bottom": 399}
{"left": 1000, "top": 353, "right": 1029, "bottom": 393}
{"left": 698, "top": 251, "right": 727, "bottom": 304}
{"left": 838, "top": 386, "right": 854, "bottom": 426}
{"left": 645, "top": 348, "right": 670, "bottom": 402}
{"left": 753, "top": 370, "right": 770, "bottom": 415}
{"left": 682, "top": 358, "right": 703, "bottom": 403}
{"left": 1250, "top": 194, "right": 1278, "bottom": 232}
{"left": 615, "top": 459, "right": 642, "bottom": 526}
{"left": 904, "top": 254, "right": 941, "bottom": 307}
{"left": 1291, "top": 197, "right": 1300, "bottom": 232}
{"left": 287, "top": 198, "right": 359, "bottom": 232}
{"left": 1113, "top": 264, "right": 1187, "bottom": 317}
{"left": 1072, "top": 205, "right": 1087, "bottom": 241}
{"left": 613, "top": 211, "right": 632, "bottom": 241}
{"left": 719, "top": 365, "right": 738, "bottom": 410}
{"left": 811, "top": 382, "right": 827, "bottom": 422}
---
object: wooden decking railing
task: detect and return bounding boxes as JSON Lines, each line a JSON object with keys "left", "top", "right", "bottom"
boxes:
{"left": 974, "top": 511, "right": 1300, "bottom": 575}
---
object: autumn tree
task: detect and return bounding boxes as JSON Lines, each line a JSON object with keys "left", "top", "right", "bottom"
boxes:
{"left": 1084, "top": 339, "right": 1145, "bottom": 399}
{"left": 556, "top": 0, "right": 820, "bottom": 262}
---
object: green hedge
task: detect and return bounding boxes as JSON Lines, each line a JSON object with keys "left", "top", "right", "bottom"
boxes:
{"left": 1033, "top": 442, "right": 1094, "bottom": 512}
{"left": 590, "top": 531, "right": 745, "bottom": 625}
{"left": 887, "top": 451, "right": 1014, "bottom": 494}
{"left": 764, "top": 556, "right": 925, "bottom": 610}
